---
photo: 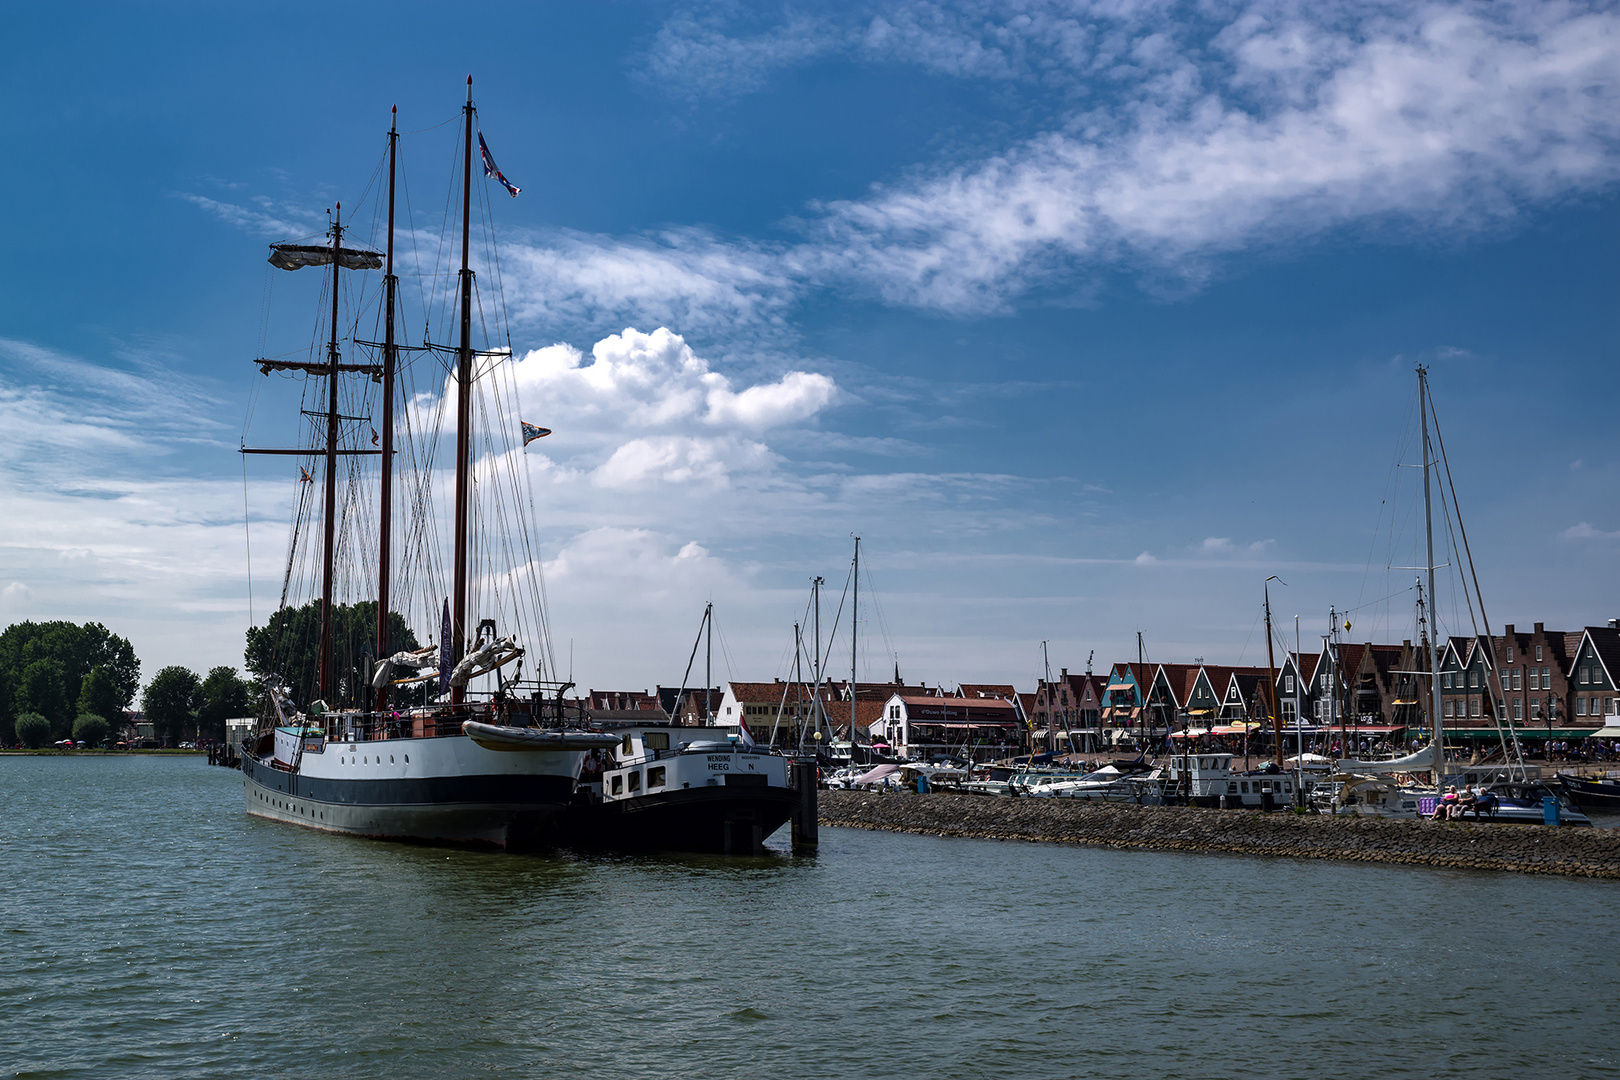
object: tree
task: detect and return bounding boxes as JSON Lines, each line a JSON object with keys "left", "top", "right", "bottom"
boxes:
{"left": 72, "top": 713, "right": 111, "bottom": 747}
{"left": 197, "top": 666, "right": 254, "bottom": 742}
{"left": 142, "top": 666, "right": 200, "bottom": 745}
{"left": 16, "top": 659, "right": 69, "bottom": 738}
{"left": 245, "top": 601, "right": 421, "bottom": 710}
{"left": 15, "top": 712, "right": 51, "bottom": 749}
{"left": 78, "top": 667, "right": 121, "bottom": 729}
{"left": 0, "top": 621, "right": 140, "bottom": 740}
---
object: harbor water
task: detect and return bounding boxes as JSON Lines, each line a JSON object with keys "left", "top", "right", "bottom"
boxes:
{"left": 4, "top": 755, "right": 1619, "bottom": 1079}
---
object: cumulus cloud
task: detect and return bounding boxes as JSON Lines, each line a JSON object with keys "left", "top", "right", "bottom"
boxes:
{"left": 504, "top": 327, "right": 834, "bottom": 470}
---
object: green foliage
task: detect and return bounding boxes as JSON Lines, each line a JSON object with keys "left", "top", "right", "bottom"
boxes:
{"left": 0, "top": 621, "right": 140, "bottom": 738}
{"left": 72, "top": 713, "right": 111, "bottom": 747}
{"left": 245, "top": 601, "right": 421, "bottom": 711}
{"left": 77, "top": 667, "right": 121, "bottom": 730}
{"left": 197, "top": 666, "right": 255, "bottom": 741}
{"left": 17, "top": 659, "right": 69, "bottom": 738}
{"left": 15, "top": 712, "right": 51, "bottom": 749}
{"left": 142, "top": 666, "right": 201, "bottom": 744}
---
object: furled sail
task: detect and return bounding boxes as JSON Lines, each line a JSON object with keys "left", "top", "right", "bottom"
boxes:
{"left": 268, "top": 243, "right": 384, "bottom": 271}
{"left": 1334, "top": 741, "right": 1438, "bottom": 775}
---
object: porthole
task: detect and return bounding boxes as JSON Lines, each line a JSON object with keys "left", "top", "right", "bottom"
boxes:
{"left": 404, "top": 755, "right": 409, "bottom": 763}
{"left": 390, "top": 755, "right": 394, "bottom": 764}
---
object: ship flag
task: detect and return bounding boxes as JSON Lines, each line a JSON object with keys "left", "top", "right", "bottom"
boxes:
{"left": 299, "top": 466, "right": 313, "bottom": 483}
{"left": 479, "top": 131, "right": 521, "bottom": 197}
{"left": 736, "top": 715, "right": 755, "bottom": 748}
{"left": 521, "top": 421, "right": 551, "bottom": 446}
{"left": 439, "top": 599, "right": 452, "bottom": 695}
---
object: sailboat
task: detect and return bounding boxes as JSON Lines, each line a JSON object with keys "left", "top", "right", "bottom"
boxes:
{"left": 1322, "top": 367, "right": 1588, "bottom": 824}
{"left": 239, "top": 80, "right": 617, "bottom": 850}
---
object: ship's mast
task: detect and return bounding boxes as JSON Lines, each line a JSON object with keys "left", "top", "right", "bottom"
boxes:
{"left": 451, "top": 76, "right": 475, "bottom": 705}
{"left": 318, "top": 203, "right": 344, "bottom": 704}
{"left": 1419, "top": 365, "right": 1443, "bottom": 786}
{"left": 1264, "top": 577, "right": 1283, "bottom": 770}
{"left": 375, "top": 107, "right": 399, "bottom": 712}
{"left": 850, "top": 535, "right": 860, "bottom": 762}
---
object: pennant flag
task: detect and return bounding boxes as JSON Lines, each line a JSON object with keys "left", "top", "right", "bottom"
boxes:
{"left": 521, "top": 421, "right": 551, "bottom": 446}
{"left": 370, "top": 427, "right": 379, "bottom": 446}
{"left": 479, "top": 132, "right": 521, "bottom": 197}
{"left": 439, "top": 599, "right": 453, "bottom": 695}
{"left": 299, "top": 467, "right": 314, "bottom": 483}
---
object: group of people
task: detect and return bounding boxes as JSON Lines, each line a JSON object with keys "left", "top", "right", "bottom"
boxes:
{"left": 1432, "top": 784, "right": 1497, "bottom": 820}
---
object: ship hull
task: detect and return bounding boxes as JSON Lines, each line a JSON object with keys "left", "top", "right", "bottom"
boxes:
{"left": 567, "top": 784, "right": 798, "bottom": 855}
{"left": 242, "top": 734, "right": 584, "bottom": 850}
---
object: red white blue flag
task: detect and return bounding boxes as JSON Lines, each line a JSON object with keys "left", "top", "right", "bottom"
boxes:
{"left": 479, "top": 132, "right": 521, "bottom": 197}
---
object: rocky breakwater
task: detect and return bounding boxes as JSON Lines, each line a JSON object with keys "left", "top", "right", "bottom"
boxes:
{"left": 819, "top": 791, "right": 1620, "bottom": 878}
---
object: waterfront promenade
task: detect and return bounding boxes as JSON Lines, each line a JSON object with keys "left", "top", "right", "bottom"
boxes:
{"left": 820, "top": 790, "right": 1620, "bottom": 878}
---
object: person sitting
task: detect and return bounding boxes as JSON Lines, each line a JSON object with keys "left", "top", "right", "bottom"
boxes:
{"left": 1434, "top": 786, "right": 1460, "bottom": 820}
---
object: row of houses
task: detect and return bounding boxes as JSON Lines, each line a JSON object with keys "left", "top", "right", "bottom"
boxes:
{"left": 577, "top": 620, "right": 1620, "bottom": 762}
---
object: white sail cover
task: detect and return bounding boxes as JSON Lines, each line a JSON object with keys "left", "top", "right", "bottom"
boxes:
{"left": 269, "top": 243, "right": 383, "bottom": 271}
{"left": 1334, "top": 741, "right": 1438, "bottom": 775}
{"left": 371, "top": 649, "right": 438, "bottom": 688}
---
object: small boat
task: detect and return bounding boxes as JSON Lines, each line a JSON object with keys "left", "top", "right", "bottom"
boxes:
{"left": 1557, "top": 772, "right": 1620, "bottom": 812}
{"left": 569, "top": 726, "right": 801, "bottom": 855}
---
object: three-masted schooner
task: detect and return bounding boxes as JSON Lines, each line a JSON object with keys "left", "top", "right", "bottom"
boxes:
{"left": 239, "top": 79, "right": 617, "bottom": 849}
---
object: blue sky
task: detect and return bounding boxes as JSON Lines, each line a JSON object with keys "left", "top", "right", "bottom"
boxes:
{"left": 2, "top": 1, "right": 1617, "bottom": 692}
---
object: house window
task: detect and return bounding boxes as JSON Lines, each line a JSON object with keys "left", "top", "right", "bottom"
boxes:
{"left": 1536, "top": 645, "right": 1543, "bottom": 661}
{"left": 1284, "top": 675, "right": 1294, "bottom": 693}
{"left": 1542, "top": 667, "right": 1552, "bottom": 689}
{"left": 1443, "top": 700, "right": 1453, "bottom": 717}
{"left": 1514, "top": 699, "right": 1522, "bottom": 719}
{"left": 1507, "top": 646, "right": 1514, "bottom": 662}
{"left": 1469, "top": 670, "right": 1479, "bottom": 688}
{"left": 1471, "top": 699, "right": 1482, "bottom": 717}
{"left": 1577, "top": 698, "right": 1588, "bottom": 716}
{"left": 1512, "top": 671, "right": 1522, "bottom": 690}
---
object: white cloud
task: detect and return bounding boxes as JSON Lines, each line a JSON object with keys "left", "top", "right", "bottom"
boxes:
{"left": 172, "top": 192, "right": 320, "bottom": 239}
{"left": 501, "top": 229, "right": 798, "bottom": 340}
{"left": 1562, "top": 522, "right": 1620, "bottom": 541}
{"left": 806, "top": 3, "right": 1620, "bottom": 310}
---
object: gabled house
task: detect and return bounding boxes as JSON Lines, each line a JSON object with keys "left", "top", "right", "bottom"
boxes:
{"left": 1565, "top": 624, "right": 1620, "bottom": 724}
{"left": 713, "top": 680, "right": 839, "bottom": 745}
{"left": 1026, "top": 669, "right": 1106, "bottom": 751}
{"left": 871, "top": 693, "right": 1023, "bottom": 763}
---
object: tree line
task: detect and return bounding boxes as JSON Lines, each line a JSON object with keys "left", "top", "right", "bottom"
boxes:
{"left": 4, "top": 601, "right": 424, "bottom": 749}
{"left": 1, "top": 620, "right": 257, "bottom": 749}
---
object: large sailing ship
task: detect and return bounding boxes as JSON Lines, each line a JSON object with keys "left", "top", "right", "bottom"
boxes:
{"left": 240, "top": 80, "right": 617, "bottom": 849}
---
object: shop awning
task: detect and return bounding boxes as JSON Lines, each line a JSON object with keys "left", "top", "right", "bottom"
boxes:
{"left": 1445, "top": 727, "right": 1603, "bottom": 739}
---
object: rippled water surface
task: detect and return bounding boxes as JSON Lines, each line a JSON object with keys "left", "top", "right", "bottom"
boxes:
{"left": 4, "top": 755, "right": 1619, "bottom": 1079}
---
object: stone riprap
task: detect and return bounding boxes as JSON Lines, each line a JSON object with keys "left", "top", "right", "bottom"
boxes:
{"left": 818, "top": 790, "right": 1620, "bottom": 878}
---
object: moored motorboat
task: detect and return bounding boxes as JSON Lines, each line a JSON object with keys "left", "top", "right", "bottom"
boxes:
{"left": 567, "top": 726, "right": 801, "bottom": 854}
{"left": 1557, "top": 772, "right": 1620, "bottom": 813}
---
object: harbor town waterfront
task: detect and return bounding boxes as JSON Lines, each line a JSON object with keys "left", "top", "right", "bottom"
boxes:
{"left": 6, "top": 754, "right": 1620, "bottom": 1079}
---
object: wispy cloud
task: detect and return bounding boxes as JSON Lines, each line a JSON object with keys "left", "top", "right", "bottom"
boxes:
{"left": 172, "top": 192, "right": 322, "bottom": 239}
{"left": 188, "top": 5, "right": 1620, "bottom": 326}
